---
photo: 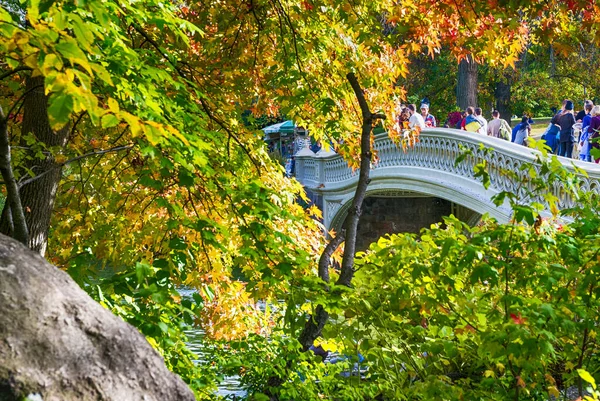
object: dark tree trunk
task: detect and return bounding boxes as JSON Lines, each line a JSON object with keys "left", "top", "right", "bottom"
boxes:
{"left": 495, "top": 73, "right": 512, "bottom": 123}
{"left": 0, "top": 75, "right": 69, "bottom": 255}
{"left": 296, "top": 72, "right": 385, "bottom": 352}
{"left": 456, "top": 55, "right": 478, "bottom": 110}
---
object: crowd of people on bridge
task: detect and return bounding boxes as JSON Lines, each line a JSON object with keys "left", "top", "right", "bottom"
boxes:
{"left": 542, "top": 99, "right": 600, "bottom": 163}
{"left": 397, "top": 98, "right": 600, "bottom": 163}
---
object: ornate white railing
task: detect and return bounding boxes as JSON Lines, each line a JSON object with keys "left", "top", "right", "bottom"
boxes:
{"left": 295, "top": 128, "right": 600, "bottom": 227}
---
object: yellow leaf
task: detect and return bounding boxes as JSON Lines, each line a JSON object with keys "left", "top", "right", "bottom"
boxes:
{"left": 108, "top": 97, "right": 120, "bottom": 114}
{"left": 484, "top": 370, "right": 495, "bottom": 378}
{"left": 0, "top": 7, "right": 11, "bottom": 22}
{"left": 42, "top": 54, "right": 64, "bottom": 75}
{"left": 577, "top": 369, "right": 597, "bottom": 390}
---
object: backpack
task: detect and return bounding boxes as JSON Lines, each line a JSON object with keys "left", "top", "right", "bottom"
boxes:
{"left": 498, "top": 121, "right": 511, "bottom": 141}
{"left": 465, "top": 120, "right": 482, "bottom": 132}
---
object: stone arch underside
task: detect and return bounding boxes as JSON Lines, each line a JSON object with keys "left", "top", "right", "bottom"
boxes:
{"left": 326, "top": 174, "right": 511, "bottom": 238}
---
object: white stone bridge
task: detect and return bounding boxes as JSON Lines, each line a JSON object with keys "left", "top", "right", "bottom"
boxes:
{"left": 294, "top": 128, "right": 600, "bottom": 235}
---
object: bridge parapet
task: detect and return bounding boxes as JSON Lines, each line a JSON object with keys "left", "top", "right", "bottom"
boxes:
{"left": 295, "top": 128, "right": 600, "bottom": 230}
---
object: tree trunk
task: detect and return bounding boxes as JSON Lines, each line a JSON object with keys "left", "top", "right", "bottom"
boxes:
{"left": 456, "top": 55, "right": 478, "bottom": 110}
{"left": 296, "top": 72, "right": 384, "bottom": 352}
{"left": 0, "top": 75, "right": 69, "bottom": 256}
{"left": 495, "top": 73, "right": 512, "bottom": 123}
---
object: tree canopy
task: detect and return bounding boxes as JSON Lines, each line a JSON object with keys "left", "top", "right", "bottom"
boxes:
{"left": 2, "top": 0, "right": 600, "bottom": 399}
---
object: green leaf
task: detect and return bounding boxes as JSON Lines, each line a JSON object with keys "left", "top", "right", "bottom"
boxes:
{"left": 55, "top": 39, "right": 92, "bottom": 74}
{"left": 90, "top": 63, "right": 114, "bottom": 86}
{"left": 70, "top": 14, "right": 95, "bottom": 52}
{"left": 101, "top": 113, "right": 120, "bottom": 128}
{"left": 178, "top": 170, "right": 194, "bottom": 187}
{"left": 169, "top": 237, "right": 187, "bottom": 250}
{"left": 0, "top": 7, "right": 12, "bottom": 22}
{"left": 47, "top": 93, "right": 74, "bottom": 127}
{"left": 440, "top": 238, "right": 454, "bottom": 259}
{"left": 513, "top": 205, "right": 535, "bottom": 225}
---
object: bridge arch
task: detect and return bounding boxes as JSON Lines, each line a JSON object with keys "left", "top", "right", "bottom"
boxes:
{"left": 295, "top": 128, "right": 600, "bottom": 231}
{"left": 328, "top": 186, "right": 484, "bottom": 237}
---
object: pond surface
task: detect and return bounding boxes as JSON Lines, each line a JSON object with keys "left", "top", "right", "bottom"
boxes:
{"left": 179, "top": 287, "right": 247, "bottom": 399}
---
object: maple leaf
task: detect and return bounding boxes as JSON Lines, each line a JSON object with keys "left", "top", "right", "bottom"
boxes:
{"left": 510, "top": 312, "right": 527, "bottom": 325}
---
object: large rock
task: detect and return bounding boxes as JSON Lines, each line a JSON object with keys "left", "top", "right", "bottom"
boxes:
{"left": 0, "top": 234, "right": 196, "bottom": 401}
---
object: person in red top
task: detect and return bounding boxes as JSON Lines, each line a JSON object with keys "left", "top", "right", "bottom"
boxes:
{"left": 589, "top": 105, "right": 600, "bottom": 163}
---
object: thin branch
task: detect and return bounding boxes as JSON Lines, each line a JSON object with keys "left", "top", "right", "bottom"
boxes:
{"left": 6, "top": 84, "right": 44, "bottom": 119}
{"left": 0, "top": 108, "right": 28, "bottom": 244}
{"left": 0, "top": 66, "right": 31, "bottom": 81}
{"left": 451, "top": 0, "right": 474, "bottom": 36}
{"left": 132, "top": 24, "right": 261, "bottom": 172}
{"left": 68, "top": 111, "right": 88, "bottom": 141}
{"left": 187, "top": 187, "right": 215, "bottom": 272}
{"left": 19, "top": 144, "right": 134, "bottom": 188}
{"left": 197, "top": 96, "right": 262, "bottom": 171}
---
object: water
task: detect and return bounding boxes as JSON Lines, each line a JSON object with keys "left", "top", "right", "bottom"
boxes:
{"left": 178, "top": 287, "right": 247, "bottom": 399}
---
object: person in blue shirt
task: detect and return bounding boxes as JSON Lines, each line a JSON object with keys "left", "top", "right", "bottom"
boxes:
{"left": 512, "top": 116, "right": 531, "bottom": 143}
{"left": 579, "top": 101, "right": 594, "bottom": 161}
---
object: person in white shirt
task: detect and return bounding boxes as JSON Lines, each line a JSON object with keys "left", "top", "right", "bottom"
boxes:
{"left": 407, "top": 104, "right": 426, "bottom": 130}
{"left": 474, "top": 107, "right": 488, "bottom": 135}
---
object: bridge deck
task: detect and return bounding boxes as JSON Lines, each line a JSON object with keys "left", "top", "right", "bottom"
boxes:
{"left": 294, "top": 128, "right": 600, "bottom": 230}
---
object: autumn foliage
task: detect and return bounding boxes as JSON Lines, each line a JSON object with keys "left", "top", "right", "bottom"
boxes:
{"left": 3, "top": 0, "right": 600, "bottom": 399}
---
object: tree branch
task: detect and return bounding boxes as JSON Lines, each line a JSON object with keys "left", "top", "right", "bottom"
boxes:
{"left": 6, "top": 84, "right": 44, "bottom": 119}
{"left": 0, "top": 108, "right": 28, "bottom": 245}
{"left": 132, "top": 24, "right": 261, "bottom": 172}
{"left": 297, "top": 72, "right": 386, "bottom": 352}
{"left": 19, "top": 144, "right": 134, "bottom": 188}
{"left": 337, "top": 72, "right": 385, "bottom": 287}
{"left": 0, "top": 66, "right": 32, "bottom": 81}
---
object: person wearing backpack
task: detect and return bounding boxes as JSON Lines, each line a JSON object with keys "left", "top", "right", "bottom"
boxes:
{"left": 487, "top": 110, "right": 511, "bottom": 140}
{"left": 552, "top": 100, "right": 576, "bottom": 158}
{"left": 462, "top": 107, "right": 482, "bottom": 133}
{"left": 512, "top": 116, "right": 531, "bottom": 146}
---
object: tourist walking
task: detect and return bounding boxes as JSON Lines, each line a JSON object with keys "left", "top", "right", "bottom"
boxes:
{"left": 474, "top": 107, "right": 487, "bottom": 135}
{"left": 552, "top": 100, "right": 576, "bottom": 158}
{"left": 578, "top": 101, "right": 594, "bottom": 162}
{"left": 589, "top": 105, "right": 600, "bottom": 163}
{"left": 407, "top": 104, "right": 426, "bottom": 130}
{"left": 420, "top": 104, "right": 437, "bottom": 127}
{"left": 487, "top": 110, "right": 511, "bottom": 140}
{"left": 512, "top": 116, "right": 531, "bottom": 146}
{"left": 462, "top": 107, "right": 483, "bottom": 133}
{"left": 576, "top": 100, "right": 593, "bottom": 122}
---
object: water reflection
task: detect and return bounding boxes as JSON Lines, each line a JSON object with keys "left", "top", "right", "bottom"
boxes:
{"left": 179, "top": 287, "right": 247, "bottom": 399}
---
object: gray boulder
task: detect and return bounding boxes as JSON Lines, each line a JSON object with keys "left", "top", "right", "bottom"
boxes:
{"left": 0, "top": 233, "right": 195, "bottom": 401}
